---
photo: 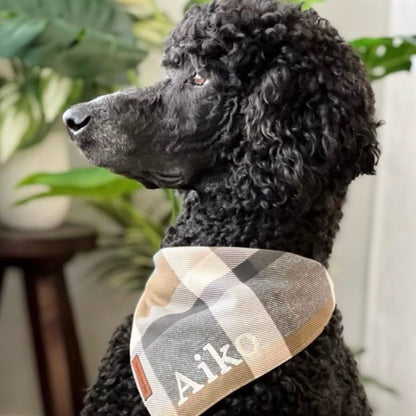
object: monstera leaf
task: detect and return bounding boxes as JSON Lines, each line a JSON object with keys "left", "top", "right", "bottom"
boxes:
{"left": 351, "top": 36, "right": 416, "bottom": 81}
{"left": 0, "top": 0, "right": 147, "bottom": 83}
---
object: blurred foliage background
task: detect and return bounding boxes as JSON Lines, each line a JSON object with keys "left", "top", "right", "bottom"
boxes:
{"left": 0, "top": 0, "right": 415, "bottom": 292}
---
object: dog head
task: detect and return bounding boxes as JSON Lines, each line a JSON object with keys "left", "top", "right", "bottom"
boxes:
{"left": 64, "top": 0, "right": 380, "bottom": 204}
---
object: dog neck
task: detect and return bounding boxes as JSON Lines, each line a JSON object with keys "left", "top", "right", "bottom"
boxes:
{"left": 162, "top": 172, "right": 347, "bottom": 267}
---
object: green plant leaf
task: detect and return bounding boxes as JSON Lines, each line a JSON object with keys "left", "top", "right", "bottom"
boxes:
{"left": 352, "top": 347, "right": 366, "bottom": 357}
{"left": 0, "top": 0, "right": 147, "bottom": 83}
{"left": 351, "top": 36, "right": 416, "bottom": 81}
{"left": 285, "top": 0, "right": 327, "bottom": 9}
{"left": 360, "top": 375, "right": 398, "bottom": 396}
{"left": 164, "top": 188, "right": 181, "bottom": 224}
{"left": 184, "top": 0, "right": 210, "bottom": 12}
{"left": 0, "top": 16, "right": 47, "bottom": 55}
{"left": 0, "top": 64, "right": 87, "bottom": 163}
{"left": 115, "top": 197, "right": 163, "bottom": 249}
{"left": 116, "top": 0, "right": 173, "bottom": 48}
{"left": 132, "top": 12, "right": 173, "bottom": 47}
{"left": 117, "top": 0, "right": 158, "bottom": 19}
{"left": 39, "top": 68, "right": 83, "bottom": 123}
{"left": 0, "top": 78, "right": 50, "bottom": 163}
{"left": 15, "top": 167, "right": 142, "bottom": 204}
{"left": 91, "top": 217, "right": 168, "bottom": 291}
{"left": 90, "top": 200, "right": 135, "bottom": 228}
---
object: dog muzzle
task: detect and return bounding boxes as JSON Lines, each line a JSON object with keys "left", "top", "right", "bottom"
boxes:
{"left": 130, "top": 246, "right": 335, "bottom": 416}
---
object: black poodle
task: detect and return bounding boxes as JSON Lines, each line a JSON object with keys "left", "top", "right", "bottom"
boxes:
{"left": 64, "top": 0, "right": 380, "bottom": 414}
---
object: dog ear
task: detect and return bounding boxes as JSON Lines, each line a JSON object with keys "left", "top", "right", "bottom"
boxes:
{"left": 243, "top": 56, "right": 380, "bottom": 210}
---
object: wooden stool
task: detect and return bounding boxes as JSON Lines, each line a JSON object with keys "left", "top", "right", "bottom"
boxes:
{"left": 0, "top": 224, "right": 97, "bottom": 416}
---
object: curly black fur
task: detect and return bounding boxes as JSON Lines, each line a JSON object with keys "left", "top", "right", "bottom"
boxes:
{"left": 80, "top": 0, "right": 380, "bottom": 414}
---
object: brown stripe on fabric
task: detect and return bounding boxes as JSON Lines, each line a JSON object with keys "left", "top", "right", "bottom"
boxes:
{"left": 283, "top": 298, "right": 335, "bottom": 356}
{"left": 135, "top": 253, "right": 181, "bottom": 319}
{"left": 243, "top": 337, "right": 292, "bottom": 379}
{"left": 173, "top": 361, "right": 254, "bottom": 416}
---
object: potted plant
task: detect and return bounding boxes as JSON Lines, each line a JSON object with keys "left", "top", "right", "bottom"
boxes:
{"left": 0, "top": 0, "right": 153, "bottom": 229}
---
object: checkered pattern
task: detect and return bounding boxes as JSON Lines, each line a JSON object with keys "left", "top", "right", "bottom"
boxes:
{"left": 130, "top": 247, "right": 335, "bottom": 416}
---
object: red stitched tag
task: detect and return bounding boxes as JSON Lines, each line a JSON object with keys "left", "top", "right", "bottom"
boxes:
{"left": 132, "top": 355, "right": 152, "bottom": 400}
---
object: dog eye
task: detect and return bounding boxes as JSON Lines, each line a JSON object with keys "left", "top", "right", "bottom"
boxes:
{"left": 191, "top": 73, "right": 208, "bottom": 86}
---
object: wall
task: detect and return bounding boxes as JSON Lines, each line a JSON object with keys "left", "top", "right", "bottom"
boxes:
{"left": 362, "top": 1, "right": 416, "bottom": 413}
{"left": 1, "top": 0, "right": 411, "bottom": 414}
{"left": 316, "top": 0, "right": 389, "bottom": 350}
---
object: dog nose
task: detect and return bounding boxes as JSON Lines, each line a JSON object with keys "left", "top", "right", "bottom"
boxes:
{"left": 63, "top": 106, "right": 91, "bottom": 133}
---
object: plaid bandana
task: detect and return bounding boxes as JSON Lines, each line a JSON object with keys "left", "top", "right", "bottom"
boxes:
{"left": 130, "top": 247, "right": 335, "bottom": 416}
